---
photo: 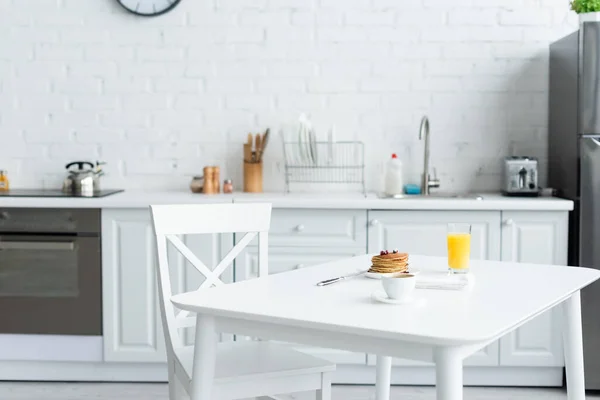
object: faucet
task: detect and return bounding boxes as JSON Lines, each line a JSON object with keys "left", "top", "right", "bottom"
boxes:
{"left": 419, "top": 116, "right": 440, "bottom": 195}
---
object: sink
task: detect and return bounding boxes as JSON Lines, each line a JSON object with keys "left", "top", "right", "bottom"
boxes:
{"left": 379, "top": 193, "right": 484, "bottom": 200}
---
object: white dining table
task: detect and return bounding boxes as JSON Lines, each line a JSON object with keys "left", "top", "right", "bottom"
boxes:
{"left": 171, "top": 254, "right": 600, "bottom": 400}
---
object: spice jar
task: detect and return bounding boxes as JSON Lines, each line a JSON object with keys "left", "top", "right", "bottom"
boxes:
{"left": 213, "top": 166, "right": 220, "bottom": 193}
{"left": 0, "top": 170, "right": 9, "bottom": 192}
{"left": 190, "top": 176, "right": 204, "bottom": 193}
{"left": 223, "top": 179, "right": 233, "bottom": 194}
{"left": 202, "top": 167, "right": 216, "bottom": 194}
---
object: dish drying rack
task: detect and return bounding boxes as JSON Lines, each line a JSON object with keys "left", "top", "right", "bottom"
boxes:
{"left": 282, "top": 141, "right": 366, "bottom": 195}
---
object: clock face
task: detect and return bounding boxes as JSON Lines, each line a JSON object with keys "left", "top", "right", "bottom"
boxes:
{"left": 117, "top": 0, "right": 182, "bottom": 17}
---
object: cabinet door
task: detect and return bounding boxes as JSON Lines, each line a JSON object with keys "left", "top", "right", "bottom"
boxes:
{"left": 499, "top": 211, "right": 568, "bottom": 367}
{"left": 367, "top": 210, "right": 502, "bottom": 367}
{"left": 235, "top": 245, "right": 368, "bottom": 365}
{"left": 102, "top": 209, "right": 164, "bottom": 362}
{"left": 102, "top": 209, "right": 232, "bottom": 362}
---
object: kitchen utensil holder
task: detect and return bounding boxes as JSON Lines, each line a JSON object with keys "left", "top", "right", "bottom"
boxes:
{"left": 244, "top": 161, "right": 263, "bottom": 193}
{"left": 282, "top": 141, "right": 365, "bottom": 195}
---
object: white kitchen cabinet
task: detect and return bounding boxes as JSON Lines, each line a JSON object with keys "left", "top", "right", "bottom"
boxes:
{"left": 102, "top": 209, "right": 162, "bottom": 363}
{"left": 98, "top": 204, "right": 571, "bottom": 386}
{"left": 102, "top": 209, "right": 232, "bottom": 362}
{"left": 366, "top": 210, "right": 502, "bottom": 367}
{"left": 499, "top": 211, "right": 568, "bottom": 367}
{"left": 244, "top": 208, "right": 368, "bottom": 248}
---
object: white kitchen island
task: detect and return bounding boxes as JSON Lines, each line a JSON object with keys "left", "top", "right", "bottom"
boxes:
{"left": 0, "top": 191, "right": 574, "bottom": 387}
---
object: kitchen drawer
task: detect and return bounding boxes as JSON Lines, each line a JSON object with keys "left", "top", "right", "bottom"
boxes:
{"left": 235, "top": 246, "right": 365, "bottom": 281}
{"left": 243, "top": 209, "right": 367, "bottom": 248}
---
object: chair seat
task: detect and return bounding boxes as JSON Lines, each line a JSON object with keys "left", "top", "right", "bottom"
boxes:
{"left": 175, "top": 341, "right": 335, "bottom": 385}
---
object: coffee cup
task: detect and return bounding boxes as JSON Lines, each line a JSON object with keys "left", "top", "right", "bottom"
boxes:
{"left": 381, "top": 274, "right": 416, "bottom": 301}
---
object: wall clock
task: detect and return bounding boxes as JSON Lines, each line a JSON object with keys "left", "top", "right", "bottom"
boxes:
{"left": 116, "top": 0, "right": 182, "bottom": 17}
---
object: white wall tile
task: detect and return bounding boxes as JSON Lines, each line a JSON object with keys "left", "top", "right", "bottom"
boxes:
{"left": 0, "top": 0, "right": 578, "bottom": 191}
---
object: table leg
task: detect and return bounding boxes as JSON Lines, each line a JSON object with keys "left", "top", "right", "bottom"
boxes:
{"left": 375, "top": 355, "right": 392, "bottom": 400}
{"left": 562, "top": 291, "right": 586, "bottom": 400}
{"left": 190, "top": 314, "right": 217, "bottom": 400}
{"left": 434, "top": 347, "right": 463, "bottom": 400}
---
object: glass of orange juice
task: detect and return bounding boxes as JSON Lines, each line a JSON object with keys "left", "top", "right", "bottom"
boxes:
{"left": 447, "top": 223, "right": 471, "bottom": 274}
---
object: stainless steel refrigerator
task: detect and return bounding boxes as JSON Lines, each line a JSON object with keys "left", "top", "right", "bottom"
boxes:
{"left": 549, "top": 22, "right": 600, "bottom": 390}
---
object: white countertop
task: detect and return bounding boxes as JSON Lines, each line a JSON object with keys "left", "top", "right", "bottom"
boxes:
{"left": 0, "top": 190, "right": 574, "bottom": 211}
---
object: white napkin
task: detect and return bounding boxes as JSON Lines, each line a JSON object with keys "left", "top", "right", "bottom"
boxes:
{"left": 415, "top": 273, "right": 473, "bottom": 291}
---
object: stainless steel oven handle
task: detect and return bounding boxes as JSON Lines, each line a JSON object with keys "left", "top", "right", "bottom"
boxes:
{"left": 0, "top": 241, "right": 75, "bottom": 251}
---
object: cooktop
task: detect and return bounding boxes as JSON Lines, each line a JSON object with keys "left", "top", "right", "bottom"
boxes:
{"left": 0, "top": 189, "right": 124, "bottom": 198}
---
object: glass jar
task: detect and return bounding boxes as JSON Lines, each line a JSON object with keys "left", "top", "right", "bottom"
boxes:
{"left": 190, "top": 176, "right": 203, "bottom": 193}
{"left": 223, "top": 179, "right": 233, "bottom": 194}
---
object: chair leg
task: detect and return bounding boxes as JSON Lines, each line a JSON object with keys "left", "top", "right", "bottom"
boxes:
{"left": 168, "top": 361, "right": 185, "bottom": 400}
{"left": 316, "top": 372, "right": 332, "bottom": 400}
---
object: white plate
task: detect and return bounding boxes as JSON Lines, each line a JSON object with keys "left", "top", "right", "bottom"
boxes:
{"left": 309, "top": 127, "right": 317, "bottom": 165}
{"left": 298, "top": 114, "right": 311, "bottom": 165}
{"left": 365, "top": 268, "right": 421, "bottom": 280}
{"left": 371, "top": 290, "right": 425, "bottom": 306}
{"left": 297, "top": 122, "right": 306, "bottom": 164}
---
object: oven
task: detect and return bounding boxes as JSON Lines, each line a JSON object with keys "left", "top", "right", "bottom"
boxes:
{"left": 0, "top": 208, "right": 101, "bottom": 336}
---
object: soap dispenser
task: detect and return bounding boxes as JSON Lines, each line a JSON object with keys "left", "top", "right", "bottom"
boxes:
{"left": 384, "top": 154, "right": 404, "bottom": 196}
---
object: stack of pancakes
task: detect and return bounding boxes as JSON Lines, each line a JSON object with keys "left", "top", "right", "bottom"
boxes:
{"left": 369, "top": 252, "right": 409, "bottom": 274}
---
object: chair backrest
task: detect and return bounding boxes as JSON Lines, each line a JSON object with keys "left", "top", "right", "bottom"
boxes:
{"left": 150, "top": 203, "right": 272, "bottom": 352}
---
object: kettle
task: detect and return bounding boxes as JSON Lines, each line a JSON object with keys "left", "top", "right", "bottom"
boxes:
{"left": 62, "top": 161, "right": 105, "bottom": 196}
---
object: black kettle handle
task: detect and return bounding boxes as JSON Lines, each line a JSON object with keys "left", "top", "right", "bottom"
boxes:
{"left": 65, "top": 161, "right": 95, "bottom": 170}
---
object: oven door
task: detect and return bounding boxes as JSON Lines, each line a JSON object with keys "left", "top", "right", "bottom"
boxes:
{"left": 0, "top": 234, "right": 101, "bottom": 335}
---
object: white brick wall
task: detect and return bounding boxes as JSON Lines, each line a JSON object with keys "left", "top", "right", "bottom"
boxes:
{"left": 0, "top": 0, "right": 577, "bottom": 192}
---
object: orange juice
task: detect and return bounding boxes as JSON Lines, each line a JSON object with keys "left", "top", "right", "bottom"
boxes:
{"left": 447, "top": 233, "right": 471, "bottom": 271}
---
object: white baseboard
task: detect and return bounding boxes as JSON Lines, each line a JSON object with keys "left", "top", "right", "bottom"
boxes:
{"left": 0, "top": 361, "right": 168, "bottom": 382}
{"left": 0, "top": 361, "right": 563, "bottom": 387}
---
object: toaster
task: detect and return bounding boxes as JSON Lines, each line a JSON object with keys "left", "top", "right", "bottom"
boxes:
{"left": 503, "top": 156, "right": 539, "bottom": 196}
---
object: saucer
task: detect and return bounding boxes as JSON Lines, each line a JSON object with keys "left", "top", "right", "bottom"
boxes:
{"left": 365, "top": 268, "right": 421, "bottom": 280}
{"left": 371, "top": 289, "right": 421, "bottom": 305}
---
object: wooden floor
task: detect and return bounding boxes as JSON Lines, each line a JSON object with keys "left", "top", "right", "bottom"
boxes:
{"left": 0, "top": 383, "right": 599, "bottom": 400}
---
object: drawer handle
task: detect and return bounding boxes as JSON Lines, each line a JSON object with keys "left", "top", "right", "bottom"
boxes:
{"left": 295, "top": 264, "right": 305, "bottom": 269}
{"left": 295, "top": 224, "right": 305, "bottom": 232}
{"left": 370, "top": 219, "right": 379, "bottom": 226}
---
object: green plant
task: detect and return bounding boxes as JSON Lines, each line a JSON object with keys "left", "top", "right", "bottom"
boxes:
{"left": 571, "top": 0, "right": 600, "bottom": 13}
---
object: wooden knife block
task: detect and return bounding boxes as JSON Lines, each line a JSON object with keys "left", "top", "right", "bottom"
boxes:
{"left": 243, "top": 161, "right": 263, "bottom": 193}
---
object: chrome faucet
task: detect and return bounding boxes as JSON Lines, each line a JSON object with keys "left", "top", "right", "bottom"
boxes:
{"left": 419, "top": 116, "right": 440, "bottom": 195}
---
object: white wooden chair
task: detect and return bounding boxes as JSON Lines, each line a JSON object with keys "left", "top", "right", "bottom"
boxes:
{"left": 150, "top": 203, "right": 335, "bottom": 400}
